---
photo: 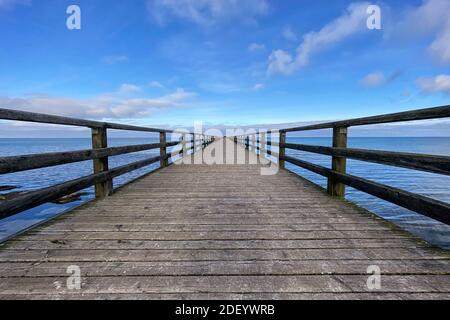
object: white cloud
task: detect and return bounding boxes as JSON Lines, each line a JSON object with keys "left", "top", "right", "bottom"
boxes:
{"left": 103, "top": 55, "right": 129, "bottom": 64}
{"left": 417, "top": 74, "right": 450, "bottom": 94}
{"left": 253, "top": 83, "right": 265, "bottom": 91}
{"left": 0, "top": 0, "right": 30, "bottom": 10}
{"left": 267, "top": 50, "right": 295, "bottom": 75}
{"left": 0, "top": 89, "right": 196, "bottom": 120}
{"left": 149, "top": 81, "right": 166, "bottom": 89}
{"left": 267, "top": 2, "right": 369, "bottom": 76}
{"left": 118, "top": 83, "right": 142, "bottom": 94}
{"left": 248, "top": 43, "right": 265, "bottom": 52}
{"left": 148, "top": 0, "right": 269, "bottom": 26}
{"left": 360, "top": 72, "right": 385, "bottom": 87}
{"left": 395, "top": 0, "right": 450, "bottom": 64}
{"left": 429, "top": 21, "right": 450, "bottom": 64}
{"left": 282, "top": 26, "right": 297, "bottom": 41}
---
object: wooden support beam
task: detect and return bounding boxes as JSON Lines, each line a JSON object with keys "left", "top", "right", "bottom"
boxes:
{"left": 91, "top": 128, "right": 112, "bottom": 198}
{"left": 182, "top": 134, "right": 187, "bottom": 157}
{"left": 279, "top": 131, "right": 286, "bottom": 169}
{"left": 159, "top": 132, "right": 168, "bottom": 168}
{"left": 327, "top": 127, "right": 348, "bottom": 198}
{"left": 260, "top": 132, "right": 266, "bottom": 158}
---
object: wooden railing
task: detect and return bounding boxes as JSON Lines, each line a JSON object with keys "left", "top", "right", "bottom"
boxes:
{"left": 236, "top": 105, "right": 450, "bottom": 225}
{"left": 0, "top": 108, "right": 213, "bottom": 219}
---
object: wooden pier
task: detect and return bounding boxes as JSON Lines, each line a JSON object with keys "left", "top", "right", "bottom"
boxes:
{"left": 0, "top": 107, "right": 450, "bottom": 299}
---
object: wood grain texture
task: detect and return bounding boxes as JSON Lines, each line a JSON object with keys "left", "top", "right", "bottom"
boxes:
{"left": 0, "top": 140, "right": 449, "bottom": 300}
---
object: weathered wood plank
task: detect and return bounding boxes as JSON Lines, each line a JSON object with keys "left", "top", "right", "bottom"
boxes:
{"left": 3, "top": 238, "right": 425, "bottom": 250}
{"left": 1, "top": 248, "right": 447, "bottom": 263}
{"left": 0, "top": 142, "right": 176, "bottom": 174}
{"left": 282, "top": 143, "right": 450, "bottom": 176}
{"left": 21, "top": 230, "right": 410, "bottom": 241}
{"left": 1, "top": 260, "right": 449, "bottom": 278}
{"left": 0, "top": 107, "right": 173, "bottom": 133}
{"left": 1, "top": 275, "right": 449, "bottom": 295}
{"left": 282, "top": 105, "right": 450, "bottom": 132}
{"left": 0, "top": 140, "right": 449, "bottom": 299}
{"left": 3, "top": 292, "right": 450, "bottom": 300}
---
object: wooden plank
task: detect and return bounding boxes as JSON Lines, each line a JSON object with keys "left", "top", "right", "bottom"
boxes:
{"left": 1, "top": 248, "right": 447, "bottom": 263}
{"left": 2, "top": 292, "right": 450, "bottom": 300}
{"left": 1, "top": 260, "right": 449, "bottom": 278}
{"left": 2, "top": 239, "right": 431, "bottom": 250}
{"left": 21, "top": 230, "right": 410, "bottom": 241}
{"left": 0, "top": 140, "right": 449, "bottom": 299}
{"left": 0, "top": 275, "right": 449, "bottom": 294}
{"left": 22, "top": 222, "right": 388, "bottom": 232}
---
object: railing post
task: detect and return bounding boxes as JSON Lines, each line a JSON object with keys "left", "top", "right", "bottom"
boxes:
{"left": 279, "top": 131, "right": 286, "bottom": 169}
{"left": 252, "top": 134, "right": 256, "bottom": 152}
{"left": 261, "top": 131, "right": 266, "bottom": 157}
{"left": 182, "top": 133, "right": 187, "bottom": 157}
{"left": 91, "top": 127, "right": 112, "bottom": 198}
{"left": 327, "top": 126, "right": 348, "bottom": 198}
{"left": 159, "top": 131, "right": 168, "bottom": 168}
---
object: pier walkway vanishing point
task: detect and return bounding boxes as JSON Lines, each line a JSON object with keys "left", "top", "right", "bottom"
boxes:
{"left": 0, "top": 106, "right": 449, "bottom": 299}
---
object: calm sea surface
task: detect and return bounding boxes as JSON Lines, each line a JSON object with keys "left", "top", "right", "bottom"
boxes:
{"left": 1, "top": 137, "right": 449, "bottom": 249}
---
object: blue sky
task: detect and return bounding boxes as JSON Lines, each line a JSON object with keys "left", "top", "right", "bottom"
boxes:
{"left": 0, "top": 0, "right": 449, "bottom": 135}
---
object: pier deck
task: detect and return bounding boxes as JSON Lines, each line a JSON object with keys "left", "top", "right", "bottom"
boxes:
{"left": 0, "top": 141, "right": 449, "bottom": 299}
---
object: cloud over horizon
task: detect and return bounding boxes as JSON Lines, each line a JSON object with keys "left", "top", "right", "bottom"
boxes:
{"left": 0, "top": 87, "right": 196, "bottom": 120}
{"left": 417, "top": 74, "right": 450, "bottom": 95}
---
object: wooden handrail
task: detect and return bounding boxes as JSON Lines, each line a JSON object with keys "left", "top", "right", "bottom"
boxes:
{"left": 0, "top": 154, "right": 168, "bottom": 219}
{"left": 236, "top": 105, "right": 450, "bottom": 225}
{"left": 0, "top": 108, "right": 174, "bottom": 133}
{"left": 0, "top": 108, "right": 216, "bottom": 219}
{"left": 281, "top": 105, "right": 450, "bottom": 132}
{"left": 281, "top": 143, "right": 450, "bottom": 176}
{"left": 0, "top": 142, "right": 178, "bottom": 174}
{"left": 282, "top": 155, "right": 450, "bottom": 225}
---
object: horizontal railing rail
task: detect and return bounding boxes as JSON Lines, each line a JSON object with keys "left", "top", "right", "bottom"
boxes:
{"left": 0, "top": 154, "right": 168, "bottom": 219}
{"left": 0, "top": 107, "right": 214, "bottom": 220}
{"left": 0, "top": 108, "right": 174, "bottom": 133}
{"left": 235, "top": 105, "right": 450, "bottom": 225}
{"left": 0, "top": 142, "right": 178, "bottom": 174}
{"left": 282, "top": 155, "right": 450, "bottom": 225}
{"left": 282, "top": 143, "right": 450, "bottom": 176}
{"left": 282, "top": 105, "right": 450, "bottom": 132}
